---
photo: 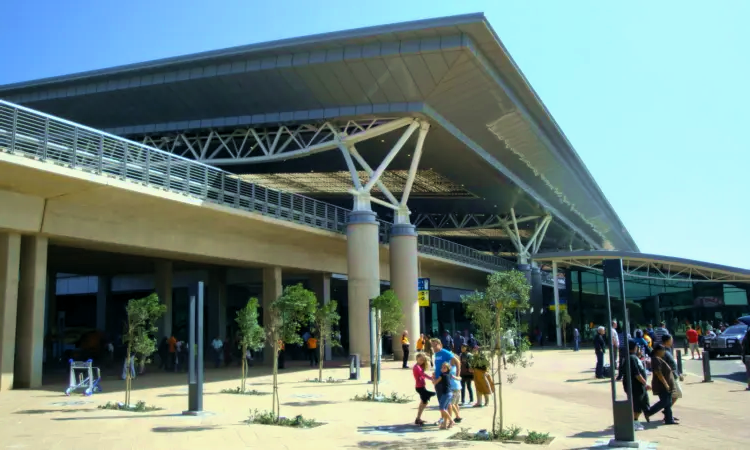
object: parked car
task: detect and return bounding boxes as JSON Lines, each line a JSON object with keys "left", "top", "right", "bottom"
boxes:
{"left": 704, "top": 322, "right": 749, "bottom": 359}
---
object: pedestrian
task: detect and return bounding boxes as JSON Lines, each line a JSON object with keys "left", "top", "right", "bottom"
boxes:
{"left": 661, "top": 334, "right": 683, "bottom": 411}
{"left": 623, "top": 339, "right": 651, "bottom": 431}
{"left": 121, "top": 354, "right": 136, "bottom": 380}
{"left": 468, "top": 333, "right": 478, "bottom": 349}
{"left": 573, "top": 327, "right": 580, "bottom": 351}
{"left": 611, "top": 321, "right": 620, "bottom": 369}
{"left": 459, "top": 344, "right": 474, "bottom": 405}
{"left": 441, "top": 331, "right": 454, "bottom": 354}
{"left": 416, "top": 334, "right": 425, "bottom": 353}
{"left": 278, "top": 340, "right": 286, "bottom": 369}
{"left": 616, "top": 326, "right": 631, "bottom": 381}
{"left": 633, "top": 330, "right": 651, "bottom": 357}
{"left": 448, "top": 359, "right": 463, "bottom": 423}
{"left": 401, "top": 330, "right": 410, "bottom": 369}
{"left": 167, "top": 335, "right": 177, "bottom": 371}
{"left": 594, "top": 326, "right": 606, "bottom": 379}
{"left": 307, "top": 334, "right": 318, "bottom": 367}
{"left": 412, "top": 353, "right": 435, "bottom": 426}
{"left": 685, "top": 326, "right": 701, "bottom": 360}
{"left": 644, "top": 344, "right": 677, "bottom": 425}
{"left": 432, "top": 362, "right": 455, "bottom": 430}
{"left": 654, "top": 321, "right": 670, "bottom": 345}
{"left": 211, "top": 336, "right": 223, "bottom": 368}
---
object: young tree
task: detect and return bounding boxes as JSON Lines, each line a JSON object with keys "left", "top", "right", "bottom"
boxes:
{"left": 267, "top": 284, "right": 317, "bottom": 419}
{"left": 123, "top": 293, "right": 166, "bottom": 406}
{"left": 560, "top": 310, "right": 572, "bottom": 348}
{"left": 236, "top": 298, "right": 265, "bottom": 392}
{"left": 370, "top": 290, "right": 403, "bottom": 397}
{"left": 462, "top": 270, "right": 530, "bottom": 435}
{"left": 313, "top": 300, "right": 340, "bottom": 382}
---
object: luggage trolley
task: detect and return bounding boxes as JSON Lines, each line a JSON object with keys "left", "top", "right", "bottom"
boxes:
{"left": 64, "top": 359, "right": 102, "bottom": 396}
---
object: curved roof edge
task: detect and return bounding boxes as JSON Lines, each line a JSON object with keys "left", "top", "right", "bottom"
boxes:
{"left": 534, "top": 251, "right": 750, "bottom": 282}
{"left": 0, "top": 13, "right": 488, "bottom": 91}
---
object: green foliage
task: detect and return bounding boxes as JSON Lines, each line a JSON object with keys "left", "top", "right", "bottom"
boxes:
{"left": 468, "top": 351, "right": 489, "bottom": 371}
{"left": 462, "top": 270, "right": 531, "bottom": 435}
{"left": 268, "top": 283, "right": 318, "bottom": 420}
{"left": 314, "top": 300, "right": 341, "bottom": 347}
{"left": 99, "top": 401, "right": 162, "bottom": 413}
{"left": 270, "top": 284, "right": 317, "bottom": 346}
{"left": 236, "top": 298, "right": 266, "bottom": 352}
{"left": 525, "top": 431, "right": 552, "bottom": 445}
{"left": 123, "top": 293, "right": 166, "bottom": 406}
{"left": 351, "top": 391, "right": 412, "bottom": 404}
{"left": 221, "top": 387, "right": 269, "bottom": 396}
{"left": 248, "top": 409, "right": 322, "bottom": 428}
{"left": 371, "top": 290, "right": 403, "bottom": 336}
{"left": 560, "top": 310, "right": 572, "bottom": 328}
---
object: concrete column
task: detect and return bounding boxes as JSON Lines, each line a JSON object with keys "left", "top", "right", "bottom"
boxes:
{"left": 530, "top": 265, "right": 544, "bottom": 337}
{"left": 96, "top": 276, "right": 110, "bottom": 332}
{"left": 389, "top": 224, "right": 419, "bottom": 361}
{"left": 0, "top": 233, "right": 21, "bottom": 391}
{"left": 15, "top": 236, "right": 48, "bottom": 389}
{"left": 552, "top": 262, "right": 562, "bottom": 347}
{"left": 310, "top": 273, "right": 332, "bottom": 361}
{"left": 346, "top": 210, "right": 380, "bottom": 362}
{"left": 155, "top": 261, "right": 173, "bottom": 338}
{"left": 208, "top": 268, "right": 227, "bottom": 340}
{"left": 262, "top": 267, "right": 282, "bottom": 364}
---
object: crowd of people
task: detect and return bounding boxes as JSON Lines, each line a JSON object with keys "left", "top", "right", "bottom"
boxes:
{"left": 592, "top": 320, "right": 706, "bottom": 430}
{"left": 408, "top": 331, "right": 493, "bottom": 429}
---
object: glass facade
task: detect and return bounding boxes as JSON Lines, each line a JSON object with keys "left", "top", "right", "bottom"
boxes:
{"left": 565, "top": 267, "right": 750, "bottom": 342}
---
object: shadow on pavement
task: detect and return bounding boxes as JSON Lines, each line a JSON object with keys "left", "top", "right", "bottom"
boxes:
{"left": 569, "top": 427, "right": 614, "bottom": 439}
{"left": 352, "top": 437, "right": 468, "bottom": 449}
{"left": 282, "top": 400, "right": 339, "bottom": 407}
{"left": 14, "top": 408, "right": 97, "bottom": 415}
{"left": 152, "top": 426, "right": 220, "bottom": 433}
{"left": 51, "top": 413, "right": 181, "bottom": 421}
{"left": 39, "top": 363, "right": 322, "bottom": 395}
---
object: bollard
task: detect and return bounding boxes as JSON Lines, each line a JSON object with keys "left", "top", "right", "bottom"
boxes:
{"left": 349, "top": 354, "right": 360, "bottom": 380}
{"left": 702, "top": 350, "right": 713, "bottom": 383}
{"left": 676, "top": 349, "right": 683, "bottom": 375}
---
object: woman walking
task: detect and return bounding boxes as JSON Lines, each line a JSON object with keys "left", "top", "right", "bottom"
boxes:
{"left": 459, "top": 344, "right": 474, "bottom": 405}
{"left": 412, "top": 353, "right": 435, "bottom": 426}
{"left": 471, "top": 354, "right": 492, "bottom": 407}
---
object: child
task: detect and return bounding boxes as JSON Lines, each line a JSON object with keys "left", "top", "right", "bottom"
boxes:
{"left": 412, "top": 353, "right": 435, "bottom": 426}
{"left": 433, "top": 362, "right": 455, "bottom": 429}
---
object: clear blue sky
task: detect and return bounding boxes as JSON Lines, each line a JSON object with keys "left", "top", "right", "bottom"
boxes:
{"left": 1, "top": 1, "right": 748, "bottom": 268}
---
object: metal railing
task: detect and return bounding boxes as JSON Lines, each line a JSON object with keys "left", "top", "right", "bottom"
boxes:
{"left": 0, "top": 99, "right": 512, "bottom": 273}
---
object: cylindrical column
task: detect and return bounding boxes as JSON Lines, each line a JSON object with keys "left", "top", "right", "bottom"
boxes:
{"left": 16, "top": 235, "right": 48, "bottom": 389}
{"left": 346, "top": 210, "right": 380, "bottom": 362}
{"left": 0, "top": 233, "right": 21, "bottom": 391}
{"left": 389, "top": 224, "right": 419, "bottom": 361}
{"left": 530, "top": 265, "right": 544, "bottom": 339}
{"left": 155, "top": 260, "right": 173, "bottom": 338}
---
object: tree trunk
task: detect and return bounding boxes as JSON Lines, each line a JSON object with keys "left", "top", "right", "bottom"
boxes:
{"left": 563, "top": 328, "right": 567, "bottom": 348}
{"left": 495, "top": 351, "right": 503, "bottom": 434}
{"left": 318, "top": 338, "right": 324, "bottom": 382}
{"left": 374, "top": 318, "right": 381, "bottom": 398}
{"left": 272, "top": 338, "right": 279, "bottom": 420}
{"left": 241, "top": 344, "right": 247, "bottom": 392}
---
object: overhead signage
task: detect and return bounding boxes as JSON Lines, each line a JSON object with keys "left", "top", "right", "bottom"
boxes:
{"left": 418, "top": 278, "right": 430, "bottom": 307}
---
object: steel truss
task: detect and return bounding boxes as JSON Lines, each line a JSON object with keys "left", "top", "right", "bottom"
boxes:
{"left": 413, "top": 213, "right": 540, "bottom": 232}
{"left": 502, "top": 208, "right": 552, "bottom": 264}
{"left": 138, "top": 118, "right": 410, "bottom": 166}
{"left": 563, "top": 259, "right": 750, "bottom": 283}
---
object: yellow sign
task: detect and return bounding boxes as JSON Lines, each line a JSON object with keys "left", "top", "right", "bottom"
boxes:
{"left": 418, "top": 290, "right": 430, "bottom": 307}
{"left": 548, "top": 304, "right": 567, "bottom": 311}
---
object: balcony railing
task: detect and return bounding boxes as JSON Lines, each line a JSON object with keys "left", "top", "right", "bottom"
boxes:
{"left": 0, "top": 99, "right": 515, "bottom": 273}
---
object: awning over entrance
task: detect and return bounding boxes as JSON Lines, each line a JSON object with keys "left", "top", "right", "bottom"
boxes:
{"left": 533, "top": 251, "right": 750, "bottom": 283}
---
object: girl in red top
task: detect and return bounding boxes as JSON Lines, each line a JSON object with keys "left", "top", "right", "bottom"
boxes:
{"left": 412, "top": 353, "right": 435, "bottom": 426}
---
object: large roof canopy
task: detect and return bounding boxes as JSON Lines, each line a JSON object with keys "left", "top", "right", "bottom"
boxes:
{"left": 0, "top": 13, "right": 637, "bottom": 253}
{"left": 534, "top": 251, "right": 750, "bottom": 283}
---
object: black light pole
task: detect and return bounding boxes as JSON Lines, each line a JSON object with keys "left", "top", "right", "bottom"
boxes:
{"left": 603, "top": 259, "right": 635, "bottom": 446}
{"left": 183, "top": 281, "right": 205, "bottom": 416}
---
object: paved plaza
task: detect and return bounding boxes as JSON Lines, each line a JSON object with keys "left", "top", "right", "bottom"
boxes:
{"left": 0, "top": 350, "right": 747, "bottom": 449}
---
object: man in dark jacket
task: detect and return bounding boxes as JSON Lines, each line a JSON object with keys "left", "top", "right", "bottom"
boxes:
{"left": 594, "top": 326, "right": 607, "bottom": 378}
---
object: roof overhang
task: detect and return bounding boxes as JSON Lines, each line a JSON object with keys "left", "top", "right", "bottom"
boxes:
{"left": 0, "top": 13, "right": 638, "bottom": 253}
{"left": 534, "top": 251, "right": 750, "bottom": 283}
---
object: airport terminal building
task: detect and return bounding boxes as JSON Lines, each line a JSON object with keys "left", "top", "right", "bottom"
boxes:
{"left": 1, "top": 14, "right": 748, "bottom": 390}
